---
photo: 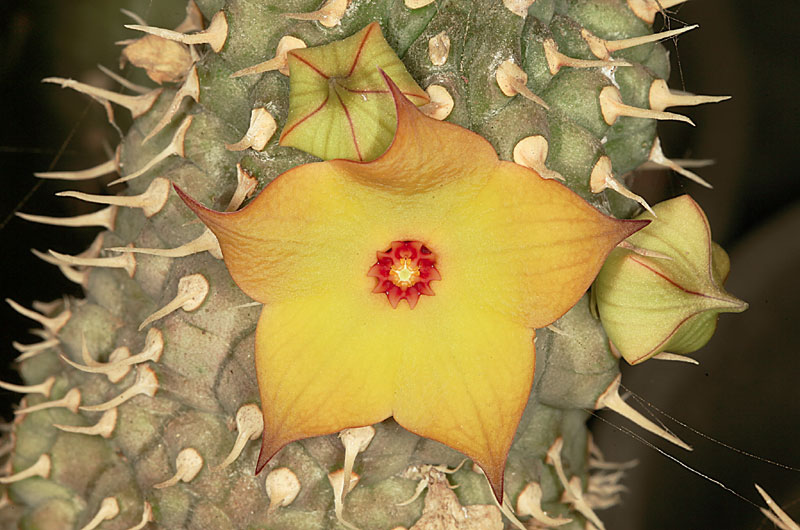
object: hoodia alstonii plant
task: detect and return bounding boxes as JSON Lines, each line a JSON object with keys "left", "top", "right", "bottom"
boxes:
{"left": 4, "top": 1, "right": 789, "bottom": 529}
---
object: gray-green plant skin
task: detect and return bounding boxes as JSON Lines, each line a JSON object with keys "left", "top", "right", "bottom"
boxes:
{"left": 2, "top": 1, "right": 701, "bottom": 528}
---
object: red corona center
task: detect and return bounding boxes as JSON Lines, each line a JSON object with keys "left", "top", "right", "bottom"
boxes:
{"left": 367, "top": 241, "right": 441, "bottom": 309}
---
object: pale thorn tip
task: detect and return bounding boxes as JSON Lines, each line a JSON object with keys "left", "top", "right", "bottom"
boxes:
{"left": 627, "top": 0, "right": 689, "bottom": 24}
{"left": 54, "top": 408, "right": 118, "bottom": 439}
{"left": 405, "top": 0, "right": 434, "bottom": 7}
{"left": 34, "top": 157, "right": 118, "bottom": 181}
{"left": 226, "top": 164, "right": 258, "bottom": 212}
{"left": 230, "top": 36, "right": 306, "bottom": 78}
{"left": 125, "top": 10, "right": 228, "bottom": 52}
{"left": 80, "top": 365, "right": 158, "bottom": 412}
{"left": 617, "top": 240, "right": 673, "bottom": 260}
{"left": 123, "top": 501, "right": 154, "bottom": 530}
{"left": 13, "top": 338, "right": 59, "bottom": 362}
{"left": 139, "top": 273, "right": 209, "bottom": 331}
{"left": 496, "top": 60, "right": 549, "bottom": 109}
{"left": 545, "top": 323, "right": 567, "bottom": 335}
{"left": 284, "top": 0, "right": 349, "bottom": 28}
{"left": 649, "top": 78, "right": 730, "bottom": 112}
{"left": 590, "top": 156, "right": 655, "bottom": 216}
{"left": 153, "top": 447, "right": 203, "bottom": 489}
{"left": 48, "top": 247, "right": 136, "bottom": 278}
{"left": 327, "top": 469, "right": 361, "bottom": 530}
{"left": 427, "top": 31, "right": 451, "bottom": 66}
{"left": 755, "top": 484, "right": 800, "bottom": 530}
{"left": 545, "top": 439, "right": 606, "bottom": 530}
{"left": 110, "top": 115, "right": 193, "bottom": 186}
{"left": 109, "top": 228, "right": 222, "bottom": 260}
{"left": 515, "top": 482, "right": 572, "bottom": 526}
{"left": 212, "top": 404, "right": 264, "bottom": 471}
{"left": 143, "top": 66, "right": 200, "bottom": 143}
{"left": 31, "top": 249, "right": 89, "bottom": 286}
{"left": 648, "top": 137, "right": 713, "bottom": 188}
{"left": 502, "top": 0, "right": 536, "bottom": 18}
{"left": 6, "top": 299, "right": 71, "bottom": 335}
{"left": 42, "top": 77, "right": 162, "bottom": 119}
{"left": 638, "top": 158, "right": 715, "bottom": 171}
{"left": 0, "top": 376, "right": 55, "bottom": 398}
{"left": 543, "top": 38, "right": 631, "bottom": 76}
{"left": 266, "top": 467, "right": 301, "bottom": 513}
{"left": 15, "top": 388, "right": 81, "bottom": 416}
{"left": 225, "top": 107, "right": 277, "bottom": 152}
{"left": 596, "top": 374, "right": 692, "bottom": 451}
{"left": 0, "top": 454, "right": 51, "bottom": 484}
{"left": 175, "top": 0, "right": 205, "bottom": 33}
{"left": 97, "top": 64, "right": 150, "bottom": 94}
{"left": 492, "top": 492, "right": 527, "bottom": 530}
{"left": 652, "top": 352, "right": 700, "bottom": 365}
{"left": 16, "top": 205, "right": 118, "bottom": 231}
{"left": 513, "top": 135, "right": 565, "bottom": 181}
{"left": 418, "top": 84, "right": 454, "bottom": 121}
{"left": 599, "top": 86, "right": 694, "bottom": 126}
{"left": 79, "top": 497, "right": 120, "bottom": 530}
{"left": 119, "top": 8, "right": 147, "bottom": 26}
{"left": 57, "top": 177, "right": 170, "bottom": 218}
{"left": 339, "top": 426, "right": 375, "bottom": 498}
{"left": 582, "top": 25, "right": 698, "bottom": 61}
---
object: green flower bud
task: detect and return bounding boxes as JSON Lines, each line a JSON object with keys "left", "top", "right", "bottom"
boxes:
{"left": 593, "top": 195, "right": 747, "bottom": 365}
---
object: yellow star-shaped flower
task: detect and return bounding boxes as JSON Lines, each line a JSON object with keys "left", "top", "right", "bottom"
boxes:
{"left": 177, "top": 75, "right": 645, "bottom": 501}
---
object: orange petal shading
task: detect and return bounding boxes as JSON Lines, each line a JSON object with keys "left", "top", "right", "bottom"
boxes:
{"left": 177, "top": 74, "right": 644, "bottom": 503}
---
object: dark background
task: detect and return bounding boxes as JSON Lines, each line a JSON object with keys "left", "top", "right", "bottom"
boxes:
{"left": 1, "top": 2, "right": 798, "bottom": 529}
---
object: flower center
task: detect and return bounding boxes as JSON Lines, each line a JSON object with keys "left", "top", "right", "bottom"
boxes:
{"left": 368, "top": 240, "right": 441, "bottom": 309}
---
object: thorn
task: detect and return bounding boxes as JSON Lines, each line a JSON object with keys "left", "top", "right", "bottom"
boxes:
{"left": 123, "top": 501, "right": 154, "bottom": 530}
{"left": 225, "top": 107, "right": 277, "bottom": 152}
{"left": 265, "top": 467, "right": 301, "bottom": 513}
{"left": 153, "top": 447, "right": 203, "bottom": 488}
{"left": 502, "top": 0, "right": 536, "bottom": 17}
{"left": 97, "top": 64, "right": 150, "bottom": 94}
{"left": 590, "top": 156, "right": 655, "bottom": 216}
{"left": 627, "top": 0, "right": 689, "bottom": 24}
{"left": 588, "top": 439, "right": 639, "bottom": 471}
{"left": 230, "top": 36, "right": 306, "bottom": 78}
{"left": 42, "top": 77, "right": 162, "bottom": 119}
{"left": 0, "top": 454, "right": 51, "bottom": 484}
{"left": 617, "top": 240, "right": 673, "bottom": 260}
{"left": 546, "top": 438, "right": 606, "bottom": 530}
{"left": 327, "top": 469, "right": 361, "bottom": 530}
{"left": 80, "top": 365, "right": 158, "bottom": 412}
{"left": 48, "top": 248, "right": 136, "bottom": 278}
{"left": 109, "top": 228, "right": 222, "bottom": 260}
{"left": 652, "top": 352, "right": 699, "bottom": 364}
{"left": 396, "top": 476, "right": 429, "bottom": 506}
{"left": 15, "top": 388, "right": 81, "bottom": 415}
{"left": 120, "top": 8, "right": 147, "bottom": 26}
{"left": 6, "top": 299, "right": 71, "bottom": 335}
{"left": 427, "top": 31, "right": 450, "bottom": 66}
{"left": 638, "top": 158, "right": 714, "bottom": 171}
{"left": 339, "top": 426, "right": 375, "bottom": 498}
{"left": 285, "top": 0, "right": 349, "bottom": 28}
{"left": 57, "top": 177, "right": 171, "bottom": 217}
{"left": 175, "top": 0, "right": 205, "bottom": 33}
{"left": 418, "top": 84, "right": 454, "bottom": 121}
{"left": 138, "top": 273, "right": 209, "bottom": 330}
{"left": 599, "top": 86, "right": 694, "bottom": 126}
{"left": 543, "top": 38, "right": 631, "bottom": 76}
{"left": 79, "top": 497, "right": 119, "bottom": 530}
{"left": 143, "top": 66, "right": 200, "bottom": 143}
{"left": 53, "top": 408, "right": 118, "bottom": 438}
{"left": 17, "top": 205, "right": 118, "bottom": 230}
{"left": 495, "top": 60, "right": 549, "bottom": 109}
{"left": 110, "top": 115, "right": 192, "bottom": 186}
{"left": 492, "top": 493, "right": 527, "bottom": 530}
{"left": 582, "top": 25, "right": 698, "bottom": 60}
{"left": 405, "top": 0, "right": 435, "bottom": 7}
{"left": 0, "top": 376, "right": 55, "bottom": 397}
{"left": 595, "top": 375, "right": 692, "bottom": 451}
{"left": 649, "top": 78, "right": 730, "bottom": 111}
{"left": 755, "top": 484, "right": 800, "bottom": 530}
{"left": 226, "top": 163, "right": 258, "bottom": 212}
{"left": 512, "top": 135, "right": 565, "bottom": 181}
{"left": 13, "top": 338, "right": 59, "bottom": 362}
{"left": 32, "top": 249, "right": 90, "bottom": 285}
{"left": 647, "top": 137, "right": 712, "bottom": 188}
{"left": 125, "top": 10, "right": 228, "bottom": 52}
{"left": 61, "top": 328, "right": 164, "bottom": 378}
{"left": 34, "top": 157, "right": 118, "bottom": 181}
{"left": 516, "top": 482, "right": 572, "bottom": 526}
{"left": 212, "top": 404, "right": 264, "bottom": 471}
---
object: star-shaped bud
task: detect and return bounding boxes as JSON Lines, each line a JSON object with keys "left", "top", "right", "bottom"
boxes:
{"left": 594, "top": 195, "right": 747, "bottom": 365}
{"left": 177, "top": 72, "right": 644, "bottom": 502}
